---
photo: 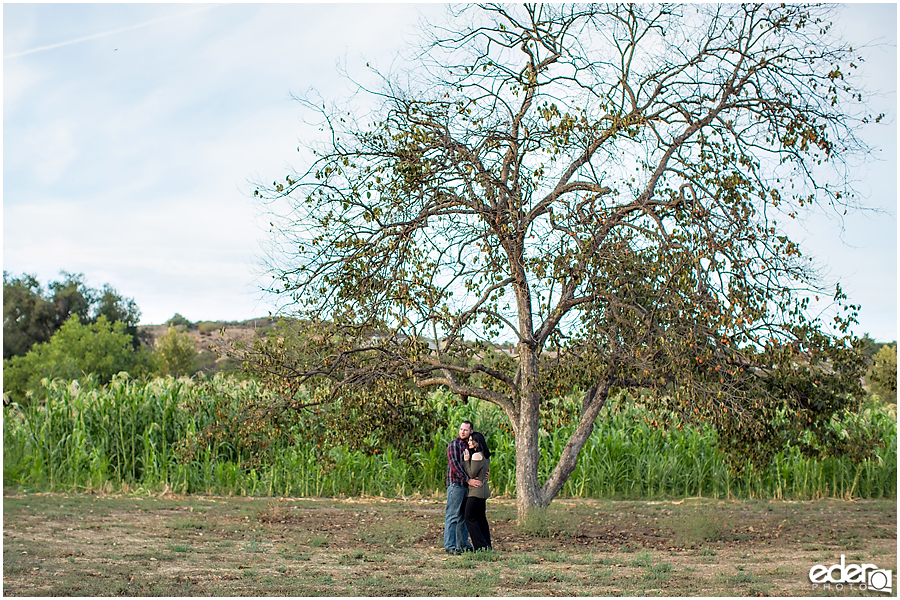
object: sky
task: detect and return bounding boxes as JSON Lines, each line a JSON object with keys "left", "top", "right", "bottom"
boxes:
{"left": 3, "top": 3, "right": 898, "bottom": 342}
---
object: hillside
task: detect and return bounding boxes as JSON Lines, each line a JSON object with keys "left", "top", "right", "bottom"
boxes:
{"left": 137, "top": 317, "right": 277, "bottom": 371}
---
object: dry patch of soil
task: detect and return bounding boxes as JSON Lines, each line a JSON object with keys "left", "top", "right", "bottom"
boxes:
{"left": 3, "top": 491, "right": 895, "bottom": 596}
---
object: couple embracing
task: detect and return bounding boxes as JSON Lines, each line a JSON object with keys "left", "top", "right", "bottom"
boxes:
{"left": 443, "top": 420, "right": 492, "bottom": 554}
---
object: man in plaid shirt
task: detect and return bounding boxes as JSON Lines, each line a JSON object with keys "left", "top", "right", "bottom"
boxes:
{"left": 443, "top": 420, "right": 481, "bottom": 554}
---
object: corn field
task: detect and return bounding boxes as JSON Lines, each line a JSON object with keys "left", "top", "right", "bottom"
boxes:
{"left": 3, "top": 374, "right": 895, "bottom": 499}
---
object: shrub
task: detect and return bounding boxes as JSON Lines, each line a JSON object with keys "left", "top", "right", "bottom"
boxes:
{"left": 196, "top": 321, "right": 221, "bottom": 334}
{"left": 166, "top": 313, "right": 193, "bottom": 331}
{"left": 154, "top": 327, "right": 197, "bottom": 377}
{"left": 869, "top": 344, "right": 897, "bottom": 403}
{"left": 2, "top": 315, "right": 150, "bottom": 406}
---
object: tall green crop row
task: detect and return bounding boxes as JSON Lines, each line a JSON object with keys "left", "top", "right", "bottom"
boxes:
{"left": 6, "top": 375, "right": 194, "bottom": 492}
{"left": 3, "top": 374, "right": 443, "bottom": 497}
{"left": 3, "top": 375, "right": 895, "bottom": 499}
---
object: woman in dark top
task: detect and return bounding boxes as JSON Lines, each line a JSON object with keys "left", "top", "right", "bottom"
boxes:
{"left": 463, "top": 431, "right": 492, "bottom": 551}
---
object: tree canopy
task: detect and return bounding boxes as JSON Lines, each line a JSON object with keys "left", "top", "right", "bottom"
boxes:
{"left": 869, "top": 344, "right": 897, "bottom": 403}
{"left": 3, "top": 315, "right": 150, "bottom": 406}
{"left": 154, "top": 326, "right": 198, "bottom": 377}
{"left": 249, "top": 4, "right": 879, "bottom": 519}
{"left": 3, "top": 271, "right": 142, "bottom": 359}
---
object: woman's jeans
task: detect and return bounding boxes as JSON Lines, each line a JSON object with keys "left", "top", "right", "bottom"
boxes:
{"left": 463, "top": 496, "right": 491, "bottom": 550}
{"left": 444, "top": 483, "right": 471, "bottom": 550}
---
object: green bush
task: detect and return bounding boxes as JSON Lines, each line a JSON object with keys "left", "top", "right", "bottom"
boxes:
{"left": 2, "top": 315, "right": 150, "bottom": 406}
{"left": 869, "top": 344, "right": 897, "bottom": 403}
{"left": 3, "top": 271, "right": 143, "bottom": 358}
{"left": 196, "top": 321, "right": 221, "bottom": 334}
{"left": 194, "top": 351, "right": 220, "bottom": 373}
{"left": 153, "top": 327, "right": 197, "bottom": 377}
{"left": 166, "top": 313, "right": 193, "bottom": 331}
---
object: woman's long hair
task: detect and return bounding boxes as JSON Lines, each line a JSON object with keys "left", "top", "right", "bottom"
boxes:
{"left": 470, "top": 431, "right": 491, "bottom": 459}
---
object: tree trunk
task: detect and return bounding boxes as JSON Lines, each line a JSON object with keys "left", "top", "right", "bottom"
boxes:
{"left": 514, "top": 348, "right": 547, "bottom": 522}
{"left": 539, "top": 383, "right": 611, "bottom": 501}
{"left": 514, "top": 377, "right": 613, "bottom": 522}
{"left": 514, "top": 392, "right": 545, "bottom": 521}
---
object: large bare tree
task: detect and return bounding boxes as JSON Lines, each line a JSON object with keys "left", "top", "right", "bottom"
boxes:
{"left": 249, "top": 4, "right": 876, "bottom": 520}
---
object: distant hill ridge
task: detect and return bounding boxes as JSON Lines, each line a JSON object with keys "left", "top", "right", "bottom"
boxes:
{"left": 138, "top": 317, "right": 277, "bottom": 355}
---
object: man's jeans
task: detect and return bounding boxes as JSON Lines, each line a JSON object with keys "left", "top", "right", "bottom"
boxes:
{"left": 444, "top": 483, "right": 471, "bottom": 550}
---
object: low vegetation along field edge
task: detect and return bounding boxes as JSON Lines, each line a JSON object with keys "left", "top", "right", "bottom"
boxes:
{"left": 4, "top": 376, "right": 896, "bottom": 502}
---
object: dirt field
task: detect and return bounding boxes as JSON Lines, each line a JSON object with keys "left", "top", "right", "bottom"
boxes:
{"left": 2, "top": 490, "right": 896, "bottom": 596}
